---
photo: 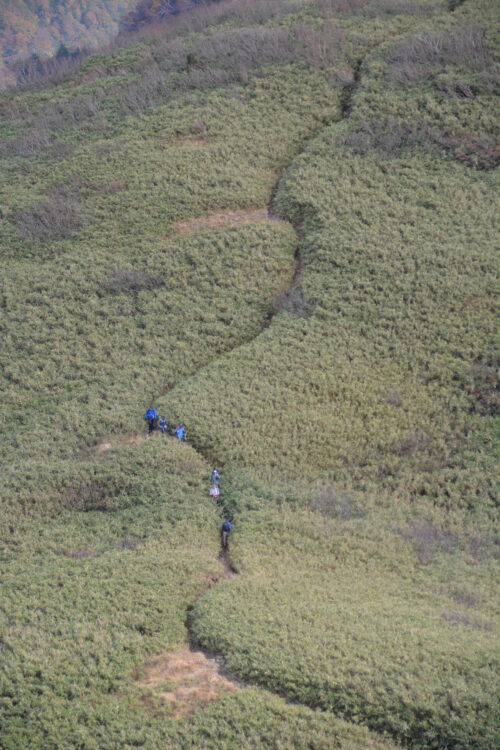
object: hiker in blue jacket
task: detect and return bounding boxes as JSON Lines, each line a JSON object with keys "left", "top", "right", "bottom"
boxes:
{"left": 174, "top": 423, "right": 185, "bottom": 441}
{"left": 221, "top": 519, "right": 231, "bottom": 548}
{"left": 211, "top": 468, "right": 220, "bottom": 486}
{"left": 144, "top": 406, "right": 157, "bottom": 433}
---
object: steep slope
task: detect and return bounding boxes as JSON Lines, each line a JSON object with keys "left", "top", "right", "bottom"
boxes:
{"left": 0, "top": 1, "right": 498, "bottom": 748}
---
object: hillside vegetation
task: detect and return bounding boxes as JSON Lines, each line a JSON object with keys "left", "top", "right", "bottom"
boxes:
{"left": 120, "top": 1, "right": 211, "bottom": 31}
{"left": 0, "top": 0, "right": 135, "bottom": 88}
{"left": 0, "top": 1, "right": 499, "bottom": 748}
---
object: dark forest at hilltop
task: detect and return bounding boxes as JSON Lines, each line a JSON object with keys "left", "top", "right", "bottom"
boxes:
{"left": 0, "top": 1, "right": 218, "bottom": 88}
{"left": 0, "top": 1, "right": 133, "bottom": 87}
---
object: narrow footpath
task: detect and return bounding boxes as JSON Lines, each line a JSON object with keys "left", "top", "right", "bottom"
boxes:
{"left": 105, "top": 60, "right": 365, "bottom": 715}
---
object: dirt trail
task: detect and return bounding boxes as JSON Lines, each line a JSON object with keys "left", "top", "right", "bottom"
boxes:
{"left": 136, "top": 493, "right": 240, "bottom": 717}
{"left": 218, "top": 545, "right": 237, "bottom": 578}
{"left": 137, "top": 648, "right": 241, "bottom": 718}
{"left": 111, "top": 61, "right": 364, "bottom": 718}
{"left": 137, "top": 60, "right": 365, "bottom": 716}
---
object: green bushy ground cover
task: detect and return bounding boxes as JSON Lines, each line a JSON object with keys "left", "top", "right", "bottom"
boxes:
{"left": 1, "top": 449, "right": 398, "bottom": 749}
{"left": 1, "top": 66, "right": 338, "bottom": 465}
{"left": 161, "top": 147, "right": 498, "bottom": 511}
{"left": 192, "top": 476, "right": 499, "bottom": 747}
{"left": 1, "top": 0, "right": 498, "bottom": 747}
{"left": 1, "top": 220, "right": 297, "bottom": 462}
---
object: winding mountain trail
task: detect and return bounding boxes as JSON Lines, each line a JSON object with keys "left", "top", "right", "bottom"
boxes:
{"left": 110, "top": 65, "right": 364, "bottom": 715}
{"left": 134, "top": 467, "right": 241, "bottom": 716}
{"left": 139, "top": 59, "right": 368, "bottom": 710}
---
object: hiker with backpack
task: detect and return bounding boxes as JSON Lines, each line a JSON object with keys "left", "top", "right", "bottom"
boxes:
{"left": 144, "top": 406, "right": 158, "bottom": 433}
{"left": 158, "top": 416, "right": 168, "bottom": 434}
{"left": 211, "top": 468, "right": 220, "bottom": 485}
{"left": 174, "top": 423, "right": 185, "bottom": 441}
{"left": 221, "top": 518, "right": 231, "bottom": 548}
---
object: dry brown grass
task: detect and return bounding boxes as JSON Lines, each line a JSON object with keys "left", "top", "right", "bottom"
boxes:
{"left": 174, "top": 134, "right": 206, "bottom": 146}
{"left": 137, "top": 648, "right": 240, "bottom": 718}
{"left": 96, "top": 433, "right": 146, "bottom": 455}
{"left": 168, "top": 207, "right": 271, "bottom": 237}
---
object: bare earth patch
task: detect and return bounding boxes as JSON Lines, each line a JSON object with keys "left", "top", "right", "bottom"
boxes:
{"left": 174, "top": 135, "right": 207, "bottom": 146}
{"left": 137, "top": 648, "right": 240, "bottom": 717}
{"left": 168, "top": 207, "right": 271, "bottom": 238}
{"left": 96, "top": 433, "right": 145, "bottom": 455}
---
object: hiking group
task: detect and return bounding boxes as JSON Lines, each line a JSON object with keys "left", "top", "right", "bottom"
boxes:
{"left": 144, "top": 407, "right": 184, "bottom": 440}
{"left": 144, "top": 407, "right": 231, "bottom": 548}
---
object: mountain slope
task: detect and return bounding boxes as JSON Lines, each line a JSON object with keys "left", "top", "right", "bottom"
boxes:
{"left": 0, "top": 0, "right": 135, "bottom": 87}
{"left": 120, "top": 1, "right": 205, "bottom": 31}
{"left": 0, "top": 1, "right": 498, "bottom": 748}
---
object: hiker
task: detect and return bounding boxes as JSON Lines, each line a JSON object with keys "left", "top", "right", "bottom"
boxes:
{"left": 144, "top": 406, "right": 157, "bottom": 433}
{"left": 174, "top": 423, "right": 185, "bottom": 441}
{"left": 211, "top": 468, "right": 220, "bottom": 485}
{"left": 221, "top": 518, "right": 231, "bottom": 548}
{"left": 159, "top": 416, "right": 168, "bottom": 434}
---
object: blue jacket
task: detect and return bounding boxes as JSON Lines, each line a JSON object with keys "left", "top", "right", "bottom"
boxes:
{"left": 222, "top": 520, "right": 231, "bottom": 533}
{"left": 145, "top": 407, "right": 157, "bottom": 421}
